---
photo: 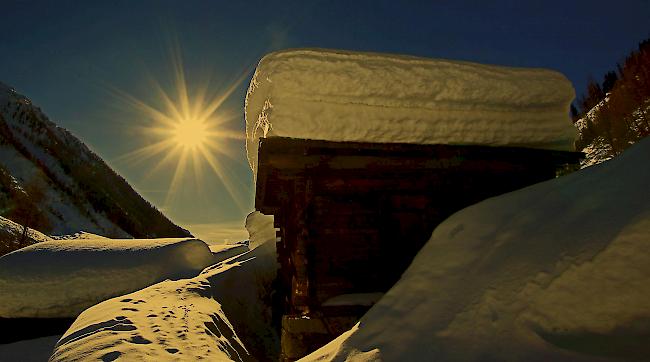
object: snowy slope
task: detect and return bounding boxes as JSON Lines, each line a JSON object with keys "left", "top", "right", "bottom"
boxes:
{"left": 0, "top": 237, "right": 214, "bottom": 318}
{"left": 575, "top": 98, "right": 650, "bottom": 168}
{"left": 49, "top": 211, "right": 279, "bottom": 361}
{"left": 303, "top": 137, "right": 650, "bottom": 361}
{"left": 0, "top": 81, "right": 189, "bottom": 238}
{"left": 49, "top": 273, "right": 251, "bottom": 362}
{"left": 0, "top": 215, "right": 52, "bottom": 255}
{"left": 50, "top": 233, "right": 279, "bottom": 361}
{"left": 245, "top": 49, "right": 576, "bottom": 173}
{"left": 573, "top": 99, "right": 614, "bottom": 168}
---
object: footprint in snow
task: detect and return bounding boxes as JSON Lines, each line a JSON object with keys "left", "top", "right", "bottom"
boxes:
{"left": 101, "top": 351, "right": 121, "bottom": 362}
{"left": 129, "top": 335, "right": 152, "bottom": 344}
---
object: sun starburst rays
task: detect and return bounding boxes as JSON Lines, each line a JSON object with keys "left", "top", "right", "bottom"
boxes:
{"left": 111, "top": 54, "right": 251, "bottom": 215}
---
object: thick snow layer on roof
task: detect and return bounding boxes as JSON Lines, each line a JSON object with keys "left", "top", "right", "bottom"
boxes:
{"left": 303, "top": 137, "right": 650, "bottom": 361}
{"left": 0, "top": 238, "right": 214, "bottom": 318}
{"left": 245, "top": 49, "right": 576, "bottom": 173}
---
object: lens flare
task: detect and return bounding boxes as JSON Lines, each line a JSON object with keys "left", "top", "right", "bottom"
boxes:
{"left": 110, "top": 48, "right": 252, "bottom": 214}
{"left": 174, "top": 118, "right": 207, "bottom": 148}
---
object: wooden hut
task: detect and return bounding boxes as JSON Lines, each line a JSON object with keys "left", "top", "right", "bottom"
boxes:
{"left": 254, "top": 136, "right": 582, "bottom": 361}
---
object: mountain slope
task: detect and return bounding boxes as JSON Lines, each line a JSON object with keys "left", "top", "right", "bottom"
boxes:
{"left": 0, "top": 82, "right": 190, "bottom": 238}
{"left": 575, "top": 97, "right": 649, "bottom": 168}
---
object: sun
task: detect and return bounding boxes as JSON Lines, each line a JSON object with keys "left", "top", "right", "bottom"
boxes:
{"left": 111, "top": 51, "right": 251, "bottom": 213}
{"left": 174, "top": 118, "right": 207, "bottom": 148}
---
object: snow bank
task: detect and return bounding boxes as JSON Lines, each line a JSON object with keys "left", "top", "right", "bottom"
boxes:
{"left": 203, "top": 239, "right": 280, "bottom": 360}
{"left": 50, "top": 273, "right": 250, "bottom": 362}
{"left": 303, "top": 137, "right": 650, "bottom": 361}
{"left": 51, "top": 233, "right": 279, "bottom": 361}
{"left": 209, "top": 243, "right": 250, "bottom": 262}
{"left": 246, "top": 48, "right": 576, "bottom": 173}
{"left": 0, "top": 237, "right": 214, "bottom": 318}
{"left": 245, "top": 211, "right": 276, "bottom": 246}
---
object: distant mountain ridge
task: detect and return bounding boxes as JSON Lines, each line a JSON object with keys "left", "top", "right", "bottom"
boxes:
{"left": 0, "top": 81, "right": 190, "bottom": 239}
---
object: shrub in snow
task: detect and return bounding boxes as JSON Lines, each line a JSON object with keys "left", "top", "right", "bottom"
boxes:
{"left": 303, "top": 137, "right": 650, "bottom": 361}
{"left": 0, "top": 237, "right": 214, "bottom": 318}
{"left": 245, "top": 48, "right": 576, "bottom": 174}
{"left": 0, "top": 216, "right": 52, "bottom": 256}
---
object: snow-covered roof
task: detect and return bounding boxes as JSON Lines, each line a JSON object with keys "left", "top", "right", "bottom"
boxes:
{"left": 245, "top": 48, "right": 576, "bottom": 174}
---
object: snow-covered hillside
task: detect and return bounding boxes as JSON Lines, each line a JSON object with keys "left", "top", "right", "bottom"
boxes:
{"left": 49, "top": 270, "right": 251, "bottom": 362}
{"left": 574, "top": 99, "right": 613, "bottom": 168}
{"left": 303, "top": 137, "right": 650, "bottom": 362}
{"left": 575, "top": 97, "right": 650, "bottom": 168}
{"left": 0, "top": 81, "right": 190, "bottom": 238}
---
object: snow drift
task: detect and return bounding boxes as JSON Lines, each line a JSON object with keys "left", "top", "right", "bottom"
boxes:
{"left": 49, "top": 270, "right": 250, "bottom": 362}
{"left": 303, "top": 137, "right": 650, "bottom": 361}
{"left": 245, "top": 49, "right": 576, "bottom": 173}
{"left": 50, "top": 224, "right": 280, "bottom": 361}
{"left": 245, "top": 210, "right": 275, "bottom": 246}
{"left": 0, "top": 237, "right": 214, "bottom": 318}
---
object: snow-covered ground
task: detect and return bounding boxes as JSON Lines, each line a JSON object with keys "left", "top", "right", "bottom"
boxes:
{"left": 49, "top": 213, "right": 278, "bottom": 361}
{"left": 302, "top": 136, "right": 650, "bottom": 362}
{"left": 4, "top": 135, "right": 647, "bottom": 362}
{"left": 0, "top": 237, "right": 214, "bottom": 318}
{"left": 245, "top": 48, "right": 576, "bottom": 174}
{"left": 49, "top": 265, "right": 250, "bottom": 362}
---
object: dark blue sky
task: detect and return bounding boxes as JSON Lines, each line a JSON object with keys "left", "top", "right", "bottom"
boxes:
{"left": 1, "top": 0, "right": 648, "bottom": 228}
